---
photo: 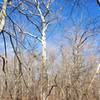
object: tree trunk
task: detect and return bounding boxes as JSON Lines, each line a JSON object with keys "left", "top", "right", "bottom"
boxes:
{"left": 41, "top": 21, "right": 48, "bottom": 100}
{"left": 0, "top": 0, "right": 8, "bottom": 32}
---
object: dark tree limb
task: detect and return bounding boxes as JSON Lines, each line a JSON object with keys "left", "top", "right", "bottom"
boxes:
{"left": 97, "top": 0, "right": 100, "bottom": 6}
{"left": 0, "top": 55, "right": 6, "bottom": 73}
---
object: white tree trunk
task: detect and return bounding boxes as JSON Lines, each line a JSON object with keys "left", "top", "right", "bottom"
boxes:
{"left": 41, "top": 21, "right": 48, "bottom": 100}
{"left": 34, "top": 1, "right": 48, "bottom": 99}
{"left": 0, "top": 0, "right": 8, "bottom": 32}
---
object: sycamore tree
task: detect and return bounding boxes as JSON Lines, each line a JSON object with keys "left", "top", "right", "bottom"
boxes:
{"left": 0, "top": 0, "right": 59, "bottom": 100}
{"left": 0, "top": 0, "right": 100, "bottom": 100}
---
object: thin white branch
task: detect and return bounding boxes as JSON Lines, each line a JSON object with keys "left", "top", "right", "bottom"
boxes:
{"left": 24, "top": 32, "right": 42, "bottom": 42}
{"left": 88, "top": 64, "right": 100, "bottom": 90}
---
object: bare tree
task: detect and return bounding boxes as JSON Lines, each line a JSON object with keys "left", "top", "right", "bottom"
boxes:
{"left": 0, "top": 0, "right": 99, "bottom": 100}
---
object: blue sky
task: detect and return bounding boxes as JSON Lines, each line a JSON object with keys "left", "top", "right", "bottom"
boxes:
{"left": 0, "top": 0, "right": 100, "bottom": 55}
{"left": 47, "top": 0, "right": 100, "bottom": 46}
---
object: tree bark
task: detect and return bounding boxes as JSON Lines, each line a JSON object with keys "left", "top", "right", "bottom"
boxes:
{"left": 41, "top": 20, "right": 48, "bottom": 100}
{"left": 0, "top": 0, "right": 8, "bottom": 32}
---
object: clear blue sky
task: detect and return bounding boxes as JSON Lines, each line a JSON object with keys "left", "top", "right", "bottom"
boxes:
{"left": 0, "top": 0, "right": 100, "bottom": 55}
{"left": 47, "top": 0, "right": 100, "bottom": 49}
